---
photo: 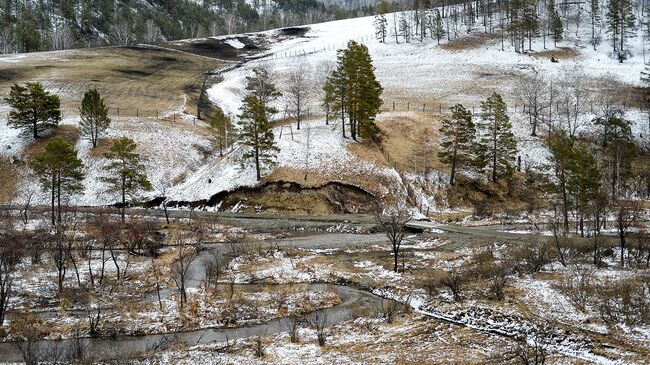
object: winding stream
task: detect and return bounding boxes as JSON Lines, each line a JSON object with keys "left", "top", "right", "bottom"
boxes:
{"left": 0, "top": 283, "right": 390, "bottom": 362}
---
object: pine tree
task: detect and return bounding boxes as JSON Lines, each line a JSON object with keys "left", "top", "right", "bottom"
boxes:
{"left": 5, "top": 82, "right": 60, "bottom": 138}
{"left": 338, "top": 41, "right": 383, "bottom": 141}
{"left": 522, "top": 0, "right": 539, "bottom": 51}
{"left": 30, "top": 138, "right": 85, "bottom": 225}
{"left": 79, "top": 88, "right": 111, "bottom": 148}
{"left": 510, "top": 0, "right": 525, "bottom": 52}
{"left": 374, "top": 0, "right": 389, "bottom": 43}
{"left": 239, "top": 95, "right": 279, "bottom": 180}
{"left": 476, "top": 92, "right": 518, "bottom": 183}
{"left": 428, "top": 9, "right": 445, "bottom": 45}
{"left": 546, "top": 130, "right": 574, "bottom": 231}
{"left": 102, "top": 137, "right": 152, "bottom": 222}
{"left": 551, "top": 7, "right": 563, "bottom": 47}
{"left": 438, "top": 104, "right": 476, "bottom": 185}
{"left": 568, "top": 141, "right": 602, "bottom": 237}
{"left": 398, "top": 11, "right": 410, "bottom": 43}
{"left": 323, "top": 65, "right": 348, "bottom": 138}
{"left": 590, "top": 0, "right": 601, "bottom": 50}
{"left": 208, "top": 108, "right": 236, "bottom": 157}
{"left": 607, "top": 0, "right": 635, "bottom": 62}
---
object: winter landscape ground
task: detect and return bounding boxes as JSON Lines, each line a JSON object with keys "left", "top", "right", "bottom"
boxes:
{"left": 0, "top": 1, "right": 650, "bottom": 364}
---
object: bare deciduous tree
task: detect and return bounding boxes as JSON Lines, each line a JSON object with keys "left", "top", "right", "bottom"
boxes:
{"left": 376, "top": 201, "right": 412, "bottom": 272}
{"left": 0, "top": 228, "right": 24, "bottom": 326}
{"left": 309, "top": 311, "right": 328, "bottom": 346}
{"left": 111, "top": 15, "right": 133, "bottom": 46}
{"left": 143, "top": 19, "right": 162, "bottom": 44}
{"left": 284, "top": 59, "right": 312, "bottom": 130}
{"left": 0, "top": 26, "right": 14, "bottom": 54}
{"left": 171, "top": 234, "right": 201, "bottom": 310}
{"left": 558, "top": 68, "right": 592, "bottom": 138}
{"left": 614, "top": 199, "right": 642, "bottom": 268}
{"left": 518, "top": 72, "right": 549, "bottom": 136}
{"left": 49, "top": 25, "right": 76, "bottom": 51}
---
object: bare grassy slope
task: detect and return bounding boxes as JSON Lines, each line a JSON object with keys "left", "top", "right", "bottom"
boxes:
{"left": 0, "top": 47, "right": 223, "bottom": 115}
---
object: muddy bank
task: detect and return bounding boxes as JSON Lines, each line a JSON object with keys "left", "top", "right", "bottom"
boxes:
{"left": 165, "top": 181, "right": 377, "bottom": 215}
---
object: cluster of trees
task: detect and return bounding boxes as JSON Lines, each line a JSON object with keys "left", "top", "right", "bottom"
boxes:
{"left": 0, "top": 0, "right": 376, "bottom": 54}
{"left": 5, "top": 82, "right": 151, "bottom": 224}
{"left": 236, "top": 40, "right": 383, "bottom": 180}
{"left": 372, "top": 0, "right": 644, "bottom": 62}
{"left": 438, "top": 92, "right": 518, "bottom": 185}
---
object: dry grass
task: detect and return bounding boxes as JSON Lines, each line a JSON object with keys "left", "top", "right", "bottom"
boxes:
{"left": 0, "top": 156, "right": 18, "bottom": 201}
{"left": 528, "top": 47, "right": 580, "bottom": 60}
{"left": 371, "top": 111, "right": 445, "bottom": 174}
{"left": 0, "top": 47, "right": 222, "bottom": 116}
{"left": 87, "top": 137, "right": 118, "bottom": 158}
{"left": 440, "top": 33, "right": 500, "bottom": 51}
{"left": 23, "top": 124, "right": 80, "bottom": 159}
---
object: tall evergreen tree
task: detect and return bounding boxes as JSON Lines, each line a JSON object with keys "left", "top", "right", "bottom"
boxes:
{"left": 476, "top": 92, "right": 518, "bottom": 183}
{"left": 551, "top": 6, "right": 563, "bottom": 47}
{"left": 208, "top": 108, "right": 236, "bottom": 157}
{"left": 546, "top": 130, "right": 574, "bottom": 232}
{"left": 427, "top": 8, "right": 445, "bottom": 45}
{"left": 102, "top": 137, "right": 152, "bottom": 222}
{"left": 374, "top": 0, "right": 389, "bottom": 43}
{"left": 323, "top": 64, "right": 348, "bottom": 138}
{"left": 5, "top": 82, "right": 60, "bottom": 139}
{"left": 337, "top": 41, "right": 383, "bottom": 141}
{"left": 239, "top": 95, "right": 279, "bottom": 180}
{"left": 568, "top": 141, "right": 602, "bottom": 237}
{"left": 79, "top": 88, "right": 111, "bottom": 148}
{"left": 31, "top": 138, "right": 85, "bottom": 225}
{"left": 522, "top": 0, "right": 539, "bottom": 50}
{"left": 607, "top": 0, "right": 635, "bottom": 62}
{"left": 438, "top": 104, "right": 476, "bottom": 185}
{"left": 589, "top": 0, "right": 601, "bottom": 50}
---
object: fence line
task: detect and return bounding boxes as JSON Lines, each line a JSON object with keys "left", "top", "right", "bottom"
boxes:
{"left": 5, "top": 107, "right": 199, "bottom": 126}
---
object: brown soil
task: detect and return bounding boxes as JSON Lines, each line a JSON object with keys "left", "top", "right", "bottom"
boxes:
{"left": 528, "top": 47, "right": 580, "bottom": 60}
{"left": 201, "top": 181, "right": 377, "bottom": 215}
{"left": 371, "top": 111, "right": 445, "bottom": 174}
{"left": 87, "top": 137, "right": 118, "bottom": 158}
{"left": 440, "top": 33, "right": 500, "bottom": 51}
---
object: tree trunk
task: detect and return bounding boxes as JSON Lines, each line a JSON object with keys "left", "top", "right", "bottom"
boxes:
{"left": 57, "top": 177, "right": 62, "bottom": 224}
{"left": 255, "top": 146, "right": 261, "bottom": 181}
{"left": 393, "top": 247, "right": 399, "bottom": 272}
{"left": 619, "top": 219, "right": 626, "bottom": 268}
{"left": 121, "top": 175, "right": 126, "bottom": 223}
{"left": 51, "top": 174, "right": 56, "bottom": 226}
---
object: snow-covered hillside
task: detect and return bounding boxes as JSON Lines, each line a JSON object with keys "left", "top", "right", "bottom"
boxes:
{"left": 168, "top": 9, "right": 650, "bottom": 204}
{"left": 3, "top": 7, "right": 649, "bottom": 209}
